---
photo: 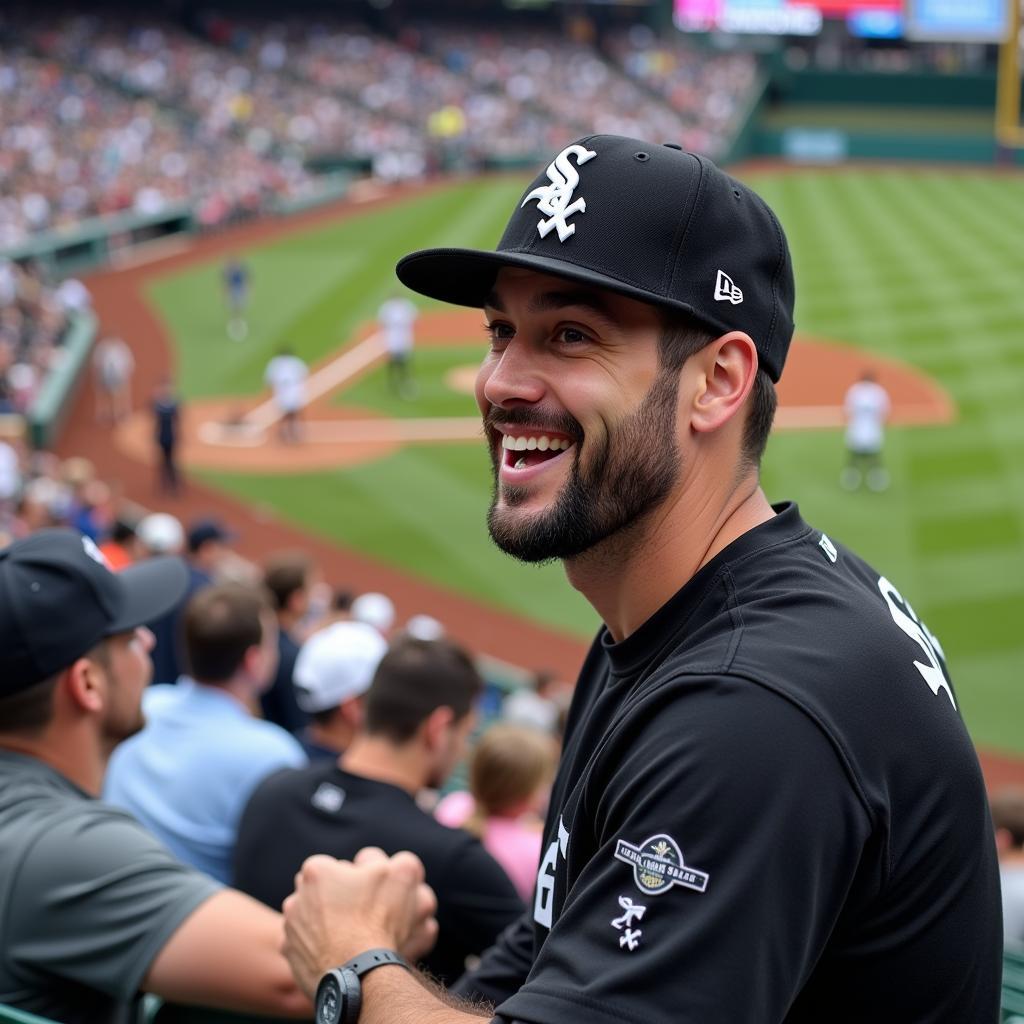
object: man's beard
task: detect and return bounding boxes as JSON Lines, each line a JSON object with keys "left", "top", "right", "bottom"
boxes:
{"left": 486, "top": 369, "right": 681, "bottom": 564}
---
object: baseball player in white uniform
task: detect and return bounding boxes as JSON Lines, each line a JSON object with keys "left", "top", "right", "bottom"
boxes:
{"left": 842, "top": 369, "right": 891, "bottom": 491}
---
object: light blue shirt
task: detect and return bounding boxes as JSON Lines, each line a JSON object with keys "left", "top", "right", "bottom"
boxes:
{"left": 105, "top": 679, "right": 307, "bottom": 883}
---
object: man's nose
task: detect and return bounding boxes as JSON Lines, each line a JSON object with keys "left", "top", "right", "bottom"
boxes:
{"left": 481, "top": 340, "right": 546, "bottom": 408}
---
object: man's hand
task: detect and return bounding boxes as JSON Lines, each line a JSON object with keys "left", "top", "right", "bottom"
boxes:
{"left": 282, "top": 848, "right": 438, "bottom": 998}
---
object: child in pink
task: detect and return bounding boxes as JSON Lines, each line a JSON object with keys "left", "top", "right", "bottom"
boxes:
{"left": 436, "top": 724, "right": 555, "bottom": 902}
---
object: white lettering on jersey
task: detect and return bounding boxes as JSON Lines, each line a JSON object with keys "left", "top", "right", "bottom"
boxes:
{"left": 521, "top": 145, "right": 597, "bottom": 242}
{"left": 877, "top": 576, "right": 955, "bottom": 709}
{"left": 611, "top": 894, "right": 646, "bottom": 950}
{"left": 534, "top": 816, "right": 570, "bottom": 929}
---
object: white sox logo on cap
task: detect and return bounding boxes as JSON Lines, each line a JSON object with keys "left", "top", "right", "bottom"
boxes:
{"left": 521, "top": 144, "right": 597, "bottom": 242}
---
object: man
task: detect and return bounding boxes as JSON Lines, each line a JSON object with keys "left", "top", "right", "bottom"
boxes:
{"left": 0, "top": 530, "right": 313, "bottom": 1019}
{"left": 235, "top": 636, "right": 524, "bottom": 986}
{"left": 105, "top": 583, "right": 307, "bottom": 883}
{"left": 264, "top": 346, "right": 308, "bottom": 444}
{"left": 223, "top": 256, "right": 251, "bottom": 341}
{"left": 261, "top": 550, "right": 319, "bottom": 733}
{"left": 137, "top": 511, "right": 187, "bottom": 685}
{"left": 292, "top": 619, "right": 388, "bottom": 761}
{"left": 151, "top": 375, "right": 181, "bottom": 496}
{"left": 992, "top": 788, "right": 1024, "bottom": 948}
{"left": 841, "top": 368, "right": 891, "bottom": 492}
{"left": 377, "top": 291, "right": 419, "bottom": 398}
{"left": 143, "top": 516, "right": 232, "bottom": 686}
{"left": 281, "top": 137, "right": 1001, "bottom": 1022}
{"left": 92, "top": 335, "right": 135, "bottom": 425}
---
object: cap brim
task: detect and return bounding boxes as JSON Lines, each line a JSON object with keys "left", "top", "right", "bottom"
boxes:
{"left": 107, "top": 556, "right": 190, "bottom": 634}
{"left": 396, "top": 247, "right": 728, "bottom": 337}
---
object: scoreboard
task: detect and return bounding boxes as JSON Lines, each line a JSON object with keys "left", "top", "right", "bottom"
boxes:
{"left": 674, "top": 0, "right": 901, "bottom": 35}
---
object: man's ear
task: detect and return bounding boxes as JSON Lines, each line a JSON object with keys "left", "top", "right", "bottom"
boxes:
{"left": 688, "top": 332, "right": 759, "bottom": 436}
{"left": 421, "top": 706, "right": 455, "bottom": 752}
{"left": 64, "top": 655, "right": 106, "bottom": 715}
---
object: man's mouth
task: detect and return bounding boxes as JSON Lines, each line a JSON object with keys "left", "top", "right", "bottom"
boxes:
{"left": 499, "top": 431, "right": 576, "bottom": 473}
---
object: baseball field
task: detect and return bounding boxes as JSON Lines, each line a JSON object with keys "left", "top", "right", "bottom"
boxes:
{"left": 127, "top": 166, "right": 1024, "bottom": 756}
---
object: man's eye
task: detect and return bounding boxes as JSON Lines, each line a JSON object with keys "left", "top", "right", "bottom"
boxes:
{"left": 484, "top": 321, "right": 515, "bottom": 345}
{"left": 558, "top": 327, "right": 590, "bottom": 345}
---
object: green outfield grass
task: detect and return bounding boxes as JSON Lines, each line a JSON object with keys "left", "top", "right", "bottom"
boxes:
{"left": 147, "top": 167, "right": 1024, "bottom": 754}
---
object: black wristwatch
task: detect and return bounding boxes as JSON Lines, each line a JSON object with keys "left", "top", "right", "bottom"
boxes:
{"left": 315, "top": 948, "right": 410, "bottom": 1024}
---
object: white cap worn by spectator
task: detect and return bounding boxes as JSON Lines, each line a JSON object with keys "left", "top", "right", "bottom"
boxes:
{"left": 405, "top": 614, "right": 445, "bottom": 641}
{"left": 292, "top": 620, "right": 387, "bottom": 713}
{"left": 137, "top": 512, "right": 185, "bottom": 555}
{"left": 351, "top": 591, "right": 395, "bottom": 635}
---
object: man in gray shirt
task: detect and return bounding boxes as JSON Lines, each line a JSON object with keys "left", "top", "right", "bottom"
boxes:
{"left": 0, "top": 530, "right": 318, "bottom": 1021}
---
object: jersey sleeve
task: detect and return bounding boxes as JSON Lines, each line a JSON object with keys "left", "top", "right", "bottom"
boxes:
{"left": 5, "top": 805, "right": 221, "bottom": 999}
{"left": 451, "top": 911, "right": 537, "bottom": 1007}
{"left": 495, "top": 676, "right": 873, "bottom": 1024}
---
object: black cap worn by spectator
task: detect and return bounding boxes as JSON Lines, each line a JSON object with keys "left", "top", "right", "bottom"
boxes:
{"left": 0, "top": 528, "right": 189, "bottom": 696}
{"left": 187, "top": 517, "right": 235, "bottom": 554}
{"left": 397, "top": 134, "right": 795, "bottom": 381}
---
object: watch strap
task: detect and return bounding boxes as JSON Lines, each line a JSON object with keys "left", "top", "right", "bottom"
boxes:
{"left": 342, "top": 947, "right": 410, "bottom": 979}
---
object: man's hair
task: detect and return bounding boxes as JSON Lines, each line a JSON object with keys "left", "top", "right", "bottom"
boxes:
{"left": 183, "top": 583, "right": 269, "bottom": 684}
{"left": 992, "top": 788, "right": 1024, "bottom": 848}
{"left": 0, "top": 674, "right": 61, "bottom": 734}
{"left": 364, "top": 636, "right": 483, "bottom": 744}
{"left": 262, "top": 552, "right": 312, "bottom": 612}
{"left": 658, "top": 312, "right": 777, "bottom": 468}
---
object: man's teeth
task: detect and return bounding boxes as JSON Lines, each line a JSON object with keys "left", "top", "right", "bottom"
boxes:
{"left": 515, "top": 456, "right": 527, "bottom": 470}
{"left": 501, "top": 434, "right": 572, "bottom": 452}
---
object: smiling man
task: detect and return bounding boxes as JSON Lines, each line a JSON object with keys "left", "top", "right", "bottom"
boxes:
{"left": 282, "top": 136, "right": 1002, "bottom": 1024}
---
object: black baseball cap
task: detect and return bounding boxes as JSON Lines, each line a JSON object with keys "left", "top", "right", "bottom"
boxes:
{"left": 397, "top": 135, "right": 795, "bottom": 381}
{"left": 187, "top": 517, "right": 236, "bottom": 554}
{"left": 0, "top": 528, "right": 190, "bottom": 697}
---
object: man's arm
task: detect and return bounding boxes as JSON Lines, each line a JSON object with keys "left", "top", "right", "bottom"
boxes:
{"left": 143, "top": 889, "right": 310, "bottom": 1017}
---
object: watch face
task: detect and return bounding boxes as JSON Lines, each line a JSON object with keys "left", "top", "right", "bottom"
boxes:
{"left": 317, "top": 973, "right": 341, "bottom": 1024}
{"left": 316, "top": 967, "right": 360, "bottom": 1024}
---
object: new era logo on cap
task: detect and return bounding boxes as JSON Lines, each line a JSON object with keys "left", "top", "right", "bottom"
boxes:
{"left": 714, "top": 270, "right": 743, "bottom": 305}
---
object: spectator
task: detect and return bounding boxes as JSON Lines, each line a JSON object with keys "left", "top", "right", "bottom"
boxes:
{"left": 502, "top": 668, "right": 564, "bottom": 738}
{"left": 92, "top": 335, "right": 135, "bottom": 425}
{"left": 234, "top": 635, "right": 523, "bottom": 985}
{"left": 436, "top": 724, "right": 554, "bottom": 902}
{"left": 261, "top": 550, "right": 319, "bottom": 733}
{"left": 137, "top": 511, "right": 186, "bottom": 685}
{"left": 98, "top": 515, "right": 141, "bottom": 571}
{"left": 351, "top": 589, "right": 396, "bottom": 636}
{"left": 186, "top": 516, "right": 236, "bottom": 589}
{"left": 292, "top": 620, "right": 388, "bottom": 761}
{"left": 106, "top": 583, "right": 306, "bottom": 883}
{"left": 0, "top": 530, "right": 311, "bottom": 1019}
{"left": 993, "top": 787, "right": 1024, "bottom": 949}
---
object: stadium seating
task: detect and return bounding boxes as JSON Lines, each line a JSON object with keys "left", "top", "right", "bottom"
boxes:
{"left": 1005, "top": 946, "right": 1024, "bottom": 1022}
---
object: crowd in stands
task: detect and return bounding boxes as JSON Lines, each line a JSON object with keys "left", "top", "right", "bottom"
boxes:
{"left": 0, "top": 11, "right": 760, "bottom": 246}
{"left": 0, "top": 438, "right": 572, "bottom": 992}
{"left": 0, "top": 260, "right": 84, "bottom": 415}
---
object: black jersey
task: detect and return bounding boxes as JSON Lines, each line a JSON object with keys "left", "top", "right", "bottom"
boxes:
{"left": 460, "top": 503, "right": 1001, "bottom": 1023}
{"left": 233, "top": 762, "right": 524, "bottom": 985}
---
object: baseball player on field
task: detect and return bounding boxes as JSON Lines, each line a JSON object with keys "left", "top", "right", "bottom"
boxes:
{"left": 281, "top": 136, "right": 1002, "bottom": 1023}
